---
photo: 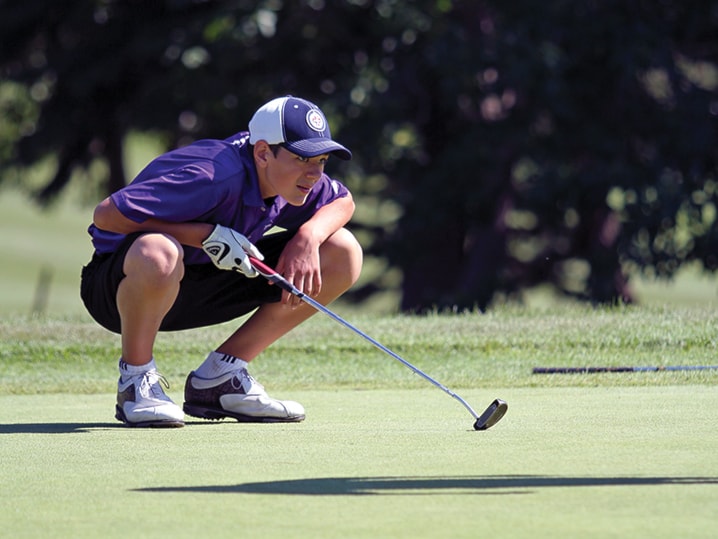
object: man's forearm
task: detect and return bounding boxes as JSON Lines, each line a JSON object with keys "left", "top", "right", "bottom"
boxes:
{"left": 93, "top": 197, "right": 213, "bottom": 248}
{"left": 295, "top": 194, "right": 355, "bottom": 248}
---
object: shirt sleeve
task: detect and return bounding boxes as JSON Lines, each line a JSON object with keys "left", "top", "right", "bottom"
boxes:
{"left": 111, "top": 162, "right": 231, "bottom": 224}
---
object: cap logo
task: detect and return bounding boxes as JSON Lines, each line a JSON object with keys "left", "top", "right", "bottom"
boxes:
{"left": 306, "top": 109, "right": 326, "bottom": 133}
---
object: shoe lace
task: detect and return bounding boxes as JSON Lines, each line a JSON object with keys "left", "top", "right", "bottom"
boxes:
{"left": 231, "top": 368, "right": 265, "bottom": 393}
{"left": 138, "top": 370, "right": 171, "bottom": 400}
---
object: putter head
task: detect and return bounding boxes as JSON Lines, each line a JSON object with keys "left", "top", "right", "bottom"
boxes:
{"left": 473, "top": 399, "right": 508, "bottom": 431}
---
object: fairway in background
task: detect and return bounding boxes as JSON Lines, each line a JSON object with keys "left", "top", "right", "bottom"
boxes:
{"left": 0, "top": 189, "right": 92, "bottom": 317}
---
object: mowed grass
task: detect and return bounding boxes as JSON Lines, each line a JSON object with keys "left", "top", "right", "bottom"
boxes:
{"left": 1, "top": 307, "right": 717, "bottom": 539}
{"left": 1, "top": 386, "right": 716, "bottom": 539}
{"left": 2, "top": 305, "right": 718, "bottom": 395}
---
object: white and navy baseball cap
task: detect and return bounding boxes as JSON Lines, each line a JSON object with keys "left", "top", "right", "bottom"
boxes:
{"left": 248, "top": 96, "right": 352, "bottom": 160}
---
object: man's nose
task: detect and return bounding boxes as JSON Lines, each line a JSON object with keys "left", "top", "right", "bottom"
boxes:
{"left": 306, "top": 163, "right": 323, "bottom": 181}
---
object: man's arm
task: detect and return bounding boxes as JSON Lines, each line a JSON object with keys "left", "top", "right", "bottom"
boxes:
{"left": 93, "top": 197, "right": 214, "bottom": 247}
{"left": 293, "top": 192, "right": 356, "bottom": 254}
{"left": 275, "top": 192, "right": 356, "bottom": 301}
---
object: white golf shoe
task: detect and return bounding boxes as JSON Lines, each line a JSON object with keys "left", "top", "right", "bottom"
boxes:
{"left": 115, "top": 370, "right": 185, "bottom": 428}
{"left": 183, "top": 368, "right": 305, "bottom": 423}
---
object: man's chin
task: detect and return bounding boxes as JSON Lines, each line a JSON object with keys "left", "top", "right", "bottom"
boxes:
{"left": 285, "top": 195, "right": 309, "bottom": 207}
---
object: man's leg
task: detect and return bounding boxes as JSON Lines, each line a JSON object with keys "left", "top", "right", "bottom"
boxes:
{"left": 217, "top": 227, "right": 363, "bottom": 360}
{"left": 184, "top": 228, "right": 363, "bottom": 422}
{"left": 117, "top": 233, "right": 185, "bottom": 365}
{"left": 115, "top": 233, "right": 186, "bottom": 427}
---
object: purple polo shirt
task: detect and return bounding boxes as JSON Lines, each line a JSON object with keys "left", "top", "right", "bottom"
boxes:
{"left": 88, "top": 132, "right": 350, "bottom": 265}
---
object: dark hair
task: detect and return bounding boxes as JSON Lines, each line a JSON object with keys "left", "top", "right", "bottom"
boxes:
{"left": 249, "top": 143, "right": 283, "bottom": 157}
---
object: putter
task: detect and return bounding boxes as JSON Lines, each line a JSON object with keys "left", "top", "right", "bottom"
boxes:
{"left": 249, "top": 256, "right": 508, "bottom": 431}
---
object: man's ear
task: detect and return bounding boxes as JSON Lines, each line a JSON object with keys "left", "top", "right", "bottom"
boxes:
{"left": 253, "top": 141, "right": 272, "bottom": 168}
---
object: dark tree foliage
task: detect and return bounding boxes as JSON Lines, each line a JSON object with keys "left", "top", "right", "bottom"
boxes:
{"left": 361, "top": 1, "right": 718, "bottom": 310}
{"left": 1, "top": 0, "right": 717, "bottom": 310}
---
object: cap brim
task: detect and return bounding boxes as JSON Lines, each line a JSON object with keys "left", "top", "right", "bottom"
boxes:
{"left": 283, "top": 139, "right": 352, "bottom": 161}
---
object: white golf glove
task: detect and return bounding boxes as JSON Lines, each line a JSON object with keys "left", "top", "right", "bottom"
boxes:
{"left": 201, "top": 224, "right": 264, "bottom": 278}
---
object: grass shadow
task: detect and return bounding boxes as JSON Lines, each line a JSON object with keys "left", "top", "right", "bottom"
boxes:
{"left": 135, "top": 475, "right": 718, "bottom": 496}
{"left": 0, "top": 422, "right": 120, "bottom": 434}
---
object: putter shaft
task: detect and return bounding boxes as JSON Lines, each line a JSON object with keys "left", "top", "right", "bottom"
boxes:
{"left": 249, "top": 256, "right": 499, "bottom": 424}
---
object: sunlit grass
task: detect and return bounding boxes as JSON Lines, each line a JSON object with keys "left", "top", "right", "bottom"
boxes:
{"left": 2, "top": 305, "right": 717, "bottom": 395}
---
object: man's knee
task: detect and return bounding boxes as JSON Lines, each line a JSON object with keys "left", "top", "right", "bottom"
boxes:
{"left": 123, "top": 233, "right": 185, "bottom": 286}
{"left": 321, "top": 228, "right": 363, "bottom": 287}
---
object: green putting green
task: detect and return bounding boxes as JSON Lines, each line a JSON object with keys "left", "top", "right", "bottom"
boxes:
{"left": 1, "top": 386, "right": 716, "bottom": 538}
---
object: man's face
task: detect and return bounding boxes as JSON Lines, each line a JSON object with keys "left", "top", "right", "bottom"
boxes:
{"left": 257, "top": 145, "right": 329, "bottom": 206}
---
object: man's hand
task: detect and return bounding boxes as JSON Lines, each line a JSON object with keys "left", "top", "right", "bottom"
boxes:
{"left": 202, "top": 224, "right": 264, "bottom": 278}
{"left": 274, "top": 230, "right": 323, "bottom": 307}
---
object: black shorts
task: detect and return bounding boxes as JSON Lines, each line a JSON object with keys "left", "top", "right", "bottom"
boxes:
{"left": 80, "top": 231, "right": 294, "bottom": 333}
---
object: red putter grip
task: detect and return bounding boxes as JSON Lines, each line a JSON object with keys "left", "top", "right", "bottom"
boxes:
{"left": 248, "top": 256, "right": 299, "bottom": 295}
{"left": 248, "top": 256, "right": 276, "bottom": 277}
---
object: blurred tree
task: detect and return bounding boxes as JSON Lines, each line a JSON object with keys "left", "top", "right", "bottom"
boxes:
{"left": 0, "top": 1, "right": 362, "bottom": 198}
{"left": 355, "top": 0, "right": 718, "bottom": 310}
{"left": 1, "top": 0, "right": 716, "bottom": 309}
